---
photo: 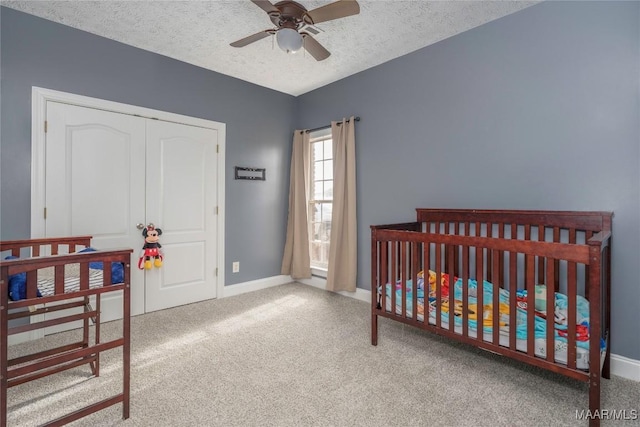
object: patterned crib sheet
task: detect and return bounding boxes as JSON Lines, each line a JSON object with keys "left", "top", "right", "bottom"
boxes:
{"left": 379, "top": 270, "right": 604, "bottom": 369}
{"left": 37, "top": 264, "right": 106, "bottom": 297}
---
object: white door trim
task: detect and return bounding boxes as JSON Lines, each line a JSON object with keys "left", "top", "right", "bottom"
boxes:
{"left": 31, "top": 86, "right": 226, "bottom": 300}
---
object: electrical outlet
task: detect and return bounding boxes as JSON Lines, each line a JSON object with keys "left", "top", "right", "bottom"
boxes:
{"left": 232, "top": 261, "right": 240, "bottom": 273}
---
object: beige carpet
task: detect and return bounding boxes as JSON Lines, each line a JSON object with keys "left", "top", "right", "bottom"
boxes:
{"left": 7, "top": 283, "right": 640, "bottom": 426}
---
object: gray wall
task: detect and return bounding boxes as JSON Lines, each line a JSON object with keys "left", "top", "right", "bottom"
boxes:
{"left": 2, "top": 2, "right": 639, "bottom": 360}
{"left": 0, "top": 6, "right": 295, "bottom": 286}
{"left": 297, "top": 1, "right": 640, "bottom": 360}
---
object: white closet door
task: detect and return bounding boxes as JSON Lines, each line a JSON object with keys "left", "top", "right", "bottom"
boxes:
{"left": 43, "top": 101, "right": 219, "bottom": 327}
{"left": 45, "top": 101, "right": 147, "bottom": 322}
{"left": 144, "top": 120, "right": 218, "bottom": 312}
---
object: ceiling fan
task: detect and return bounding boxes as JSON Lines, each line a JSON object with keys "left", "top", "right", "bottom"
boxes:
{"left": 230, "top": 0, "right": 360, "bottom": 61}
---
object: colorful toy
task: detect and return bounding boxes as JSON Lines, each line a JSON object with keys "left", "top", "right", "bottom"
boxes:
{"left": 138, "top": 225, "right": 163, "bottom": 270}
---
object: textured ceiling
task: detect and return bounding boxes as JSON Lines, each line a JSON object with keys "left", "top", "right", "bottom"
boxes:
{"left": 2, "top": 0, "right": 537, "bottom": 96}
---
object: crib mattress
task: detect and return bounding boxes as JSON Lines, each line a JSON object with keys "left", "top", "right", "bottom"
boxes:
{"left": 383, "top": 298, "right": 596, "bottom": 370}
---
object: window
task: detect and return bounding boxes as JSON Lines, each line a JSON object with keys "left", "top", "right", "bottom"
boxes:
{"left": 308, "top": 131, "right": 333, "bottom": 272}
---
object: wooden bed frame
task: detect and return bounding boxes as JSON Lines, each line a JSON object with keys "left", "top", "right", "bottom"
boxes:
{"left": 0, "top": 236, "right": 132, "bottom": 427}
{"left": 371, "top": 209, "right": 612, "bottom": 427}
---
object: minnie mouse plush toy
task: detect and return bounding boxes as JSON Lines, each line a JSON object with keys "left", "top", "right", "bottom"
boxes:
{"left": 138, "top": 225, "right": 163, "bottom": 270}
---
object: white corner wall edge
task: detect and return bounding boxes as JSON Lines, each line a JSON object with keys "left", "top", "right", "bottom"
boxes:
{"left": 223, "top": 275, "right": 639, "bottom": 382}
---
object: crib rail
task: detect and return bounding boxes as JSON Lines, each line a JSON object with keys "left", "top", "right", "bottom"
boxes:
{"left": 416, "top": 209, "right": 611, "bottom": 232}
{"left": 0, "top": 236, "right": 92, "bottom": 257}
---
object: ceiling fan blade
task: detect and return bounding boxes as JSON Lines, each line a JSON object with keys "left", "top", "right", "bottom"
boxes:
{"left": 230, "top": 30, "right": 273, "bottom": 48}
{"left": 304, "top": 0, "right": 360, "bottom": 25}
{"left": 251, "top": 0, "right": 280, "bottom": 15}
{"left": 301, "top": 33, "right": 330, "bottom": 61}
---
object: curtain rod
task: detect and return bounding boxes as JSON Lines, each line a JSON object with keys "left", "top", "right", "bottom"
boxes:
{"left": 302, "top": 116, "right": 360, "bottom": 134}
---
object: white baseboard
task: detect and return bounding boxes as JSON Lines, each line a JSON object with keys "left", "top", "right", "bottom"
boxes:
{"left": 245, "top": 274, "right": 372, "bottom": 304}
{"left": 296, "top": 276, "right": 371, "bottom": 303}
{"left": 611, "top": 354, "right": 640, "bottom": 381}
{"left": 222, "top": 275, "right": 293, "bottom": 298}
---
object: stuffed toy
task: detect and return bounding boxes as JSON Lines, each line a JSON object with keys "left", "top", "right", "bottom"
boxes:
{"left": 138, "top": 225, "right": 163, "bottom": 270}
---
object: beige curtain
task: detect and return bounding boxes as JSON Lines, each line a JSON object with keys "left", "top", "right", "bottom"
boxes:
{"left": 326, "top": 117, "right": 357, "bottom": 292}
{"left": 281, "top": 130, "right": 312, "bottom": 279}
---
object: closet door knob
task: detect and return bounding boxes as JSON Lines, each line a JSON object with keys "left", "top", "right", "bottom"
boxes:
{"left": 136, "top": 223, "right": 145, "bottom": 230}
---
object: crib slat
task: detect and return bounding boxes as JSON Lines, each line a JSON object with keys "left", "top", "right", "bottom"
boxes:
{"left": 26, "top": 271, "right": 38, "bottom": 299}
{"left": 476, "top": 243, "right": 483, "bottom": 343}
{"left": 435, "top": 243, "right": 442, "bottom": 329}
{"left": 509, "top": 224, "right": 517, "bottom": 351}
{"left": 453, "top": 222, "right": 460, "bottom": 274}
{"left": 526, "top": 254, "right": 535, "bottom": 356}
{"left": 80, "top": 262, "right": 89, "bottom": 290}
{"left": 492, "top": 249, "right": 500, "bottom": 346}
{"left": 103, "top": 262, "right": 112, "bottom": 287}
{"left": 546, "top": 258, "right": 555, "bottom": 363}
{"left": 473, "top": 220, "right": 480, "bottom": 339}
{"left": 380, "top": 242, "right": 388, "bottom": 313}
{"left": 462, "top": 244, "right": 469, "bottom": 338}
{"left": 523, "top": 224, "right": 531, "bottom": 277}
{"left": 372, "top": 237, "right": 379, "bottom": 344}
{"left": 486, "top": 223, "right": 492, "bottom": 279}
{"left": 553, "top": 227, "right": 561, "bottom": 292}
{"left": 95, "top": 291, "right": 102, "bottom": 376}
{"left": 537, "top": 225, "right": 544, "bottom": 285}
{"left": 55, "top": 265, "right": 65, "bottom": 295}
{"left": 391, "top": 242, "right": 396, "bottom": 316}
{"left": 568, "top": 229, "right": 577, "bottom": 370}
{"left": 412, "top": 242, "right": 418, "bottom": 322}
{"left": 423, "top": 239, "right": 430, "bottom": 325}
{"left": 83, "top": 293, "right": 91, "bottom": 356}
{"left": 448, "top": 244, "right": 455, "bottom": 331}
{"left": 498, "top": 223, "right": 505, "bottom": 285}
{"left": 401, "top": 242, "right": 407, "bottom": 318}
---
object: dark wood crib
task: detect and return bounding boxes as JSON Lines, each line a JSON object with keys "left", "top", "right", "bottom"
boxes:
{"left": 0, "top": 236, "right": 132, "bottom": 427}
{"left": 371, "top": 209, "right": 612, "bottom": 426}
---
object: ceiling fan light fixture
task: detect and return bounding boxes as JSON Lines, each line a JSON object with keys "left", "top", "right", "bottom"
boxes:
{"left": 231, "top": 0, "right": 360, "bottom": 61}
{"left": 276, "top": 28, "right": 303, "bottom": 54}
